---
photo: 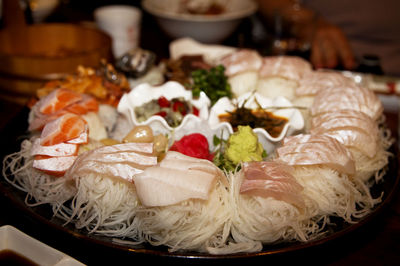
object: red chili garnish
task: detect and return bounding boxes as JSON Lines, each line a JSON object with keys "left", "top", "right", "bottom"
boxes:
{"left": 192, "top": 106, "right": 199, "bottom": 116}
{"left": 172, "top": 101, "right": 187, "bottom": 115}
{"left": 158, "top": 96, "right": 170, "bottom": 108}
{"left": 169, "top": 133, "right": 213, "bottom": 161}
{"left": 155, "top": 111, "right": 167, "bottom": 117}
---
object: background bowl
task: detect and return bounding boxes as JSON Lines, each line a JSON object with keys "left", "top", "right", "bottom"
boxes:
{"left": 142, "top": 0, "right": 258, "bottom": 44}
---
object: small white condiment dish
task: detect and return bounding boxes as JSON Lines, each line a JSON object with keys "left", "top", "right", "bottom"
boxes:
{"left": 117, "top": 81, "right": 211, "bottom": 136}
{"left": 0, "top": 225, "right": 85, "bottom": 266}
{"left": 208, "top": 92, "right": 305, "bottom": 153}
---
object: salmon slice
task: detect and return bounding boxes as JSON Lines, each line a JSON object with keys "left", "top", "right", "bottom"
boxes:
{"left": 277, "top": 134, "right": 356, "bottom": 175}
{"left": 65, "top": 94, "right": 99, "bottom": 114}
{"left": 240, "top": 161, "right": 305, "bottom": 209}
{"left": 38, "top": 88, "right": 82, "bottom": 115}
{"left": 40, "top": 113, "right": 87, "bottom": 146}
{"left": 31, "top": 138, "right": 78, "bottom": 157}
{"left": 33, "top": 155, "right": 77, "bottom": 176}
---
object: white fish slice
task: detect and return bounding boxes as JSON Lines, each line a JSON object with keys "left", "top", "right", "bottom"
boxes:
{"left": 31, "top": 138, "right": 78, "bottom": 157}
{"left": 133, "top": 166, "right": 216, "bottom": 207}
{"left": 277, "top": 134, "right": 356, "bottom": 175}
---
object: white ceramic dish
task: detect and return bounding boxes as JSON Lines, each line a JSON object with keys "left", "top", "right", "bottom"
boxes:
{"left": 141, "top": 0, "right": 258, "bottom": 43}
{"left": 0, "top": 225, "right": 85, "bottom": 265}
{"left": 208, "top": 92, "right": 305, "bottom": 153}
{"left": 117, "top": 81, "right": 211, "bottom": 137}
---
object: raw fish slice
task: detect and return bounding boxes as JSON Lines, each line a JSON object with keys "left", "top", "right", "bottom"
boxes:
{"left": 311, "top": 85, "right": 383, "bottom": 120}
{"left": 65, "top": 142, "right": 157, "bottom": 184}
{"left": 28, "top": 109, "right": 68, "bottom": 131}
{"left": 133, "top": 166, "right": 216, "bottom": 207}
{"left": 66, "top": 131, "right": 88, "bottom": 144}
{"left": 220, "top": 49, "right": 263, "bottom": 76}
{"left": 92, "top": 142, "right": 154, "bottom": 155}
{"left": 161, "top": 151, "right": 223, "bottom": 176}
{"left": 69, "top": 160, "right": 147, "bottom": 183}
{"left": 242, "top": 161, "right": 295, "bottom": 180}
{"left": 311, "top": 109, "right": 379, "bottom": 138}
{"left": 310, "top": 128, "right": 378, "bottom": 158}
{"left": 295, "top": 71, "right": 354, "bottom": 96}
{"left": 240, "top": 161, "right": 305, "bottom": 208}
{"left": 65, "top": 94, "right": 99, "bottom": 114}
{"left": 38, "top": 88, "right": 82, "bottom": 115}
{"left": 258, "top": 56, "right": 312, "bottom": 80}
{"left": 33, "top": 155, "right": 77, "bottom": 176}
{"left": 277, "top": 134, "right": 355, "bottom": 175}
{"left": 31, "top": 138, "right": 78, "bottom": 157}
{"left": 40, "top": 113, "right": 87, "bottom": 146}
{"left": 90, "top": 151, "right": 158, "bottom": 166}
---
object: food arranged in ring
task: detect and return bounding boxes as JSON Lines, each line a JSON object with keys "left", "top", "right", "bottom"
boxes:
{"left": 2, "top": 38, "right": 394, "bottom": 255}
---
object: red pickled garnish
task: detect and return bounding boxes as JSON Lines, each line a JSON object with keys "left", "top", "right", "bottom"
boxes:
{"left": 155, "top": 111, "right": 167, "bottom": 117}
{"left": 169, "top": 133, "right": 213, "bottom": 161}
{"left": 192, "top": 106, "right": 199, "bottom": 116}
{"left": 172, "top": 101, "right": 187, "bottom": 115}
{"left": 158, "top": 96, "right": 170, "bottom": 108}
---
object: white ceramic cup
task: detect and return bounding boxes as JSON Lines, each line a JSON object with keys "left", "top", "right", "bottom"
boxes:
{"left": 94, "top": 5, "right": 142, "bottom": 58}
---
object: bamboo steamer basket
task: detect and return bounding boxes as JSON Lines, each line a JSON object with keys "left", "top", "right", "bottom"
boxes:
{"left": 0, "top": 0, "right": 113, "bottom": 104}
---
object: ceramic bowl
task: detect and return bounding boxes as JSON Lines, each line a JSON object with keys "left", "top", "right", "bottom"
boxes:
{"left": 142, "top": 0, "right": 258, "bottom": 43}
{"left": 117, "top": 81, "right": 211, "bottom": 136}
{"left": 208, "top": 92, "right": 305, "bottom": 153}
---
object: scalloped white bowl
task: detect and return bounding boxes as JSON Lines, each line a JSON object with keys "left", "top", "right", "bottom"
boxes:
{"left": 117, "top": 81, "right": 211, "bottom": 136}
{"left": 208, "top": 92, "right": 304, "bottom": 153}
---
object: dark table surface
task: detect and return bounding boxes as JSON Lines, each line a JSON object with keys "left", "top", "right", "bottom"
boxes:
{"left": 1, "top": 2, "right": 400, "bottom": 265}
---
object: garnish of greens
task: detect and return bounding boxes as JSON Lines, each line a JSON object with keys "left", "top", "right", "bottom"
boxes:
{"left": 190, "top": 65, "right": 232, "bottom": 105}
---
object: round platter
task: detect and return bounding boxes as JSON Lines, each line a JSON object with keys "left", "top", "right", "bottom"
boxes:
{"left": 1, "top": 107, "right": 399, "bottom": 265}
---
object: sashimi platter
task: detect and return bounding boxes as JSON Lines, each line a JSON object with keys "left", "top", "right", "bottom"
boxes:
{"left": 1, "top": 38, "right": 396, "bottom": 257}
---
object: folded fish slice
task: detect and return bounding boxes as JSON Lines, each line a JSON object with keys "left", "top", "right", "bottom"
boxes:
{"left": 38, "top": 88, "right": 83, "bottom": 115}
{"left": 220, "top": 49, "right": 263, "bottom": 76}
{"left": 258, "top": 56, "right": 312, "bottom": 80}
{"left": 65, "top": 142, "right": 157, "bottom": 184}
{"left": 240, "top": 161, "right": 305, "bottom": 209}
{"left": 277, "top": 134, "right": 356, "bottom": 175}
{"left": 310, "top": 128, "right": 378, "bottom": 158}
{"left": 295, "top": 71, "right": 353, "bottom": 96}
{"left": 31, "top": 138, "right": 78, "bottom": 157}
{"left": 133, "top": 151, "right": 220, "bottom": 207}
{"left": 311, "top": 85, "right": 383, "bottom": 120}
{"left": 33, "top": 155, "right": 78, "bottom": 176}
{"left": 40, "top": 113, "right": 87, "bottom": 146}
{"left": 311, "top": 109, "right": 379, "bottom": 137}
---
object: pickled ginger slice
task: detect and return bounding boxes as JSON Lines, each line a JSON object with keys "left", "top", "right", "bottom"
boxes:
{"left": 133, "top": 151, "right": 221, "bottom": 207}
{"left": 311, "top": 85, "right": 383, "bottom": 120}
{"left": 277, "top": 134, "right": 356, "bottom": 175}
{"left": 240, "top": 161, "right": 305, "bottom": 209}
